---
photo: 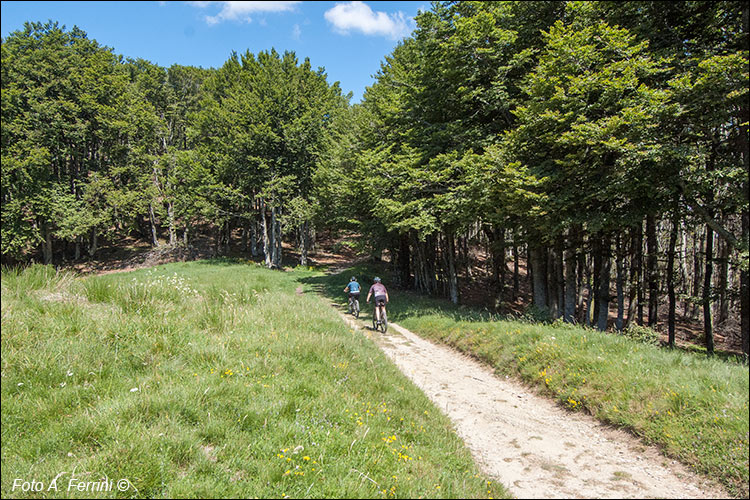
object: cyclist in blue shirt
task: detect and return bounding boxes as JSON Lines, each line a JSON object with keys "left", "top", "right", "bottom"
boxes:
{"left": 344, "top": 276, "right": 361, "bottom": 306}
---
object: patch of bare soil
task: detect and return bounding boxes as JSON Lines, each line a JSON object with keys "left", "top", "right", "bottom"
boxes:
{"left": 282, "top": 232, "right": 366, "bottom": 271}
{"left": 66, "top": 230, "right": 365, "bottom": 277}
{"left": 331, "top": 305, "right": 729, "bottom": 499}
{"left": 69, "top": 242, "right": 208, "bottom": 276}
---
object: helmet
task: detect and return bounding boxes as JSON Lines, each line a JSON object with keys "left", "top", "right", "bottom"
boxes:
{"left": 373, "top": 277, "right": 381, "bottom": 283}
{"left": 350, "top": 276, "right": 357, "bottom": 281}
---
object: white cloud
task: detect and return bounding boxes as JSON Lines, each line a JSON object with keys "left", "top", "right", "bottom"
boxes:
{"left": 324, "top": 1, "right": 412, "bottom": 40}
{"left": 187, "top": 1, "right": 301, "bottom": 25}
{"left": 292, "top": 24, "right": 302, "bottom": 40}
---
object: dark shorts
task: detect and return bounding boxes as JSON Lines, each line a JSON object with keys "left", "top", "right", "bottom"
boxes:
{"left": 374, "top": 295, "right": 386, "bottom": 306}
{"left": 349, "top": 292, "right": 360, "bottom": 300}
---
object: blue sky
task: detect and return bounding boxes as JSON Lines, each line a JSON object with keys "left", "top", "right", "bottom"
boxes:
{"left": 1, "top": 1, "right": 429, "bottom": 103}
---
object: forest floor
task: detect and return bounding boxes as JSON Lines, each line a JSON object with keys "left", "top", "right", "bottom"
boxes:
{"left": 330, "top": 299, "right": 730, "bottom": 499}
{"left": 454, "top": 251, "right": 744, "bottom": 355}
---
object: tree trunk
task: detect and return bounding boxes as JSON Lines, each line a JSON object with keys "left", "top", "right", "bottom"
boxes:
{"left": 529, "top": 246, "right": 534, "bottom": 306}
{"left": 225, "top": 219, "right": 233, "bottom": 254}
{"left": 680, "top": 225, "right": 690, "bottom": 317}
{"left": 447, "top": 232, "right": 459, "bottom": 304}
{"left": 413, "top": 233, "right": 425, "bottom": 292}
{"left": 398, "top": 233, "right": 411, "bottom": 289}
{"left": 629, "top": 222, "right": 643, "bottom": 325}
{"left": 168, "top": 202, "right": 176, "bottom": 246}
{"left": 741, "top": 208, "right": 749, "bottom": 358}
{"left": 513, "top": 242, "right": 520, "bottom": 299}
{"left": 270, "top": 208, "right": 278, "bottom": 266}
{"left": 42, "top": 221, "right": 53, "bottom": 264}
{"left": 555, "top": 235, "right": 565, "bottom": 319}
{"left": 438, "top": 234, "right": 447, "bottom": 297}
{"left": 275, "top": 210, "right": 283, "bottom": 267}
{"left": 739, "top": 5, "right": 749, "bottom": 358}
{"left": 592, "top": 237, "right": 602, "bottom": 323}
{"left": 525, "top": 243, "right": 533, "bottom": 293}
{"left": 88, "top": 229, "right": 98, "bottom": 257}
{"left": 498, "top": 229, "right": 506, "bottom": 297}
{"left": 646, "top": 214, "right": 658, "bottom": 327}
{"left": 484, "top": 226, "right": 505, "bottom": 293}
{"left": 418, "top": 234, "right": 434, "bottom": 295}
{"left": 547, "top": 246, "right": 559, "bottom": 318}
{"left": 564, "top": 229, "right": 577, "bottom": 323}
{"left": 667, "top": 208, "right": 679, "bottom": 348}
{"left": 241, "top": 221, "right": 249, "bottom": 252}
{"left": 271, "top": 206, "right": 282, "bottom": 268}
{"left": 692, "top": 226, "right": 704, "bottom": 319}
{"left": 261, "top": 200, "right": 272, "bottom": 268}
{"left": 615, "top": 233, "right": 625, "bottom": 332}
{"left": 577, "top": 232, "right": 587, "bottom": 323}
{"left": 715, "top": 233, "right": 729, "bottom": 324}
{"left": 299, "top": 222, "right": 309, "bottom": 266}
{"left": 703, "top": 224, "right": 714, "bottom": 355}
{"left": 625, "top": 226, "right": 640, "bottom": 329}
{"left": 149, "top": 203, "right": 159, "bottom": 247}
{"left": 529, "top": 245, "right": 548, "bottom": 313}
{"left": 596, "top": 234, "right": 611, "bottom": 332}
{"left": 214, "top": 224, "right": 222, "bottom": 255}
{"left": 427, "top": 234, "right": 438, "bottom": 295}
{"left": 251, "top": 216, "right": 259, "bottom": 257}
{"left": 584, "top": 255, "right": 593, "bottom": 327}
{"left": 462, "top": 235, "right": 473, "bottom": 279}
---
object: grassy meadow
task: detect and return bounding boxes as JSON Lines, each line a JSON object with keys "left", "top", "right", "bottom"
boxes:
{"left": 310, "top": 264, "right": 750, "bottom": 498}
{"left": 1, "top": 261, "right": 509, "bottom": 499}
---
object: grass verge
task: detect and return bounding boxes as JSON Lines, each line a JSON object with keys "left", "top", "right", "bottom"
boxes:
{"left": 306, "top": 263, "right": 749, "bottom": 498}
{"left": 1, "top": 261, "right": 508, "bottom": 499}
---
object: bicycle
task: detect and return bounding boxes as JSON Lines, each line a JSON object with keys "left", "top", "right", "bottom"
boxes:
{"left": 348, "top": 294, "right": 360, "bottom": 318}
{"left": 372, "top": 302, "right": 388, "bottom": 333}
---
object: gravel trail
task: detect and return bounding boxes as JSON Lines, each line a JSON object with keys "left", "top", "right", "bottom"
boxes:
{"left": 333, "top": 305, "right": 728, "bottom": 499}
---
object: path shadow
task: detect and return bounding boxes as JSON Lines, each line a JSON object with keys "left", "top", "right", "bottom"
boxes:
{"left": 297, "top": 263, "right": 748, "bottom": 364}
{"left": 296, "top": 262, "right": 508, "bottom": 327}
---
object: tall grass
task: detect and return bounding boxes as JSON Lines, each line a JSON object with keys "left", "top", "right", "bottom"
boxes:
{"left": 307, "top": 264, "right": 749, "bottom": 498}
{"left": 1, "top": 261, "right": 508, "bottom": 499}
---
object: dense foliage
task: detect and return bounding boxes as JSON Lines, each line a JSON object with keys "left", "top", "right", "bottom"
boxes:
{"left": 321, "top": 1, "right": 749, "bottom": 355}
{"left": 1, "top": 22, "right": 348, "bottom": 269}
{"left": 2, "top": 2, "right": 748, "bottom": 355}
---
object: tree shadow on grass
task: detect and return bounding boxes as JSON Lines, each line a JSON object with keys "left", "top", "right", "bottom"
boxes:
{"left": 296, "top": 265, "right": 749, "bottom": 365}
{"left": 296, "top": 263, "right": 507, "bottom": 326}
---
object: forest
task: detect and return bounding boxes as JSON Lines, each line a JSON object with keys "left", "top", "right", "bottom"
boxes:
{"left": 2, "top": 1, "right": 748, "bottom": 356}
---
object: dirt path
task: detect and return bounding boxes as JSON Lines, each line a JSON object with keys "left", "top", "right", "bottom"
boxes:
{"left": 331, "top": 304, "right": 728, "bottom": 499}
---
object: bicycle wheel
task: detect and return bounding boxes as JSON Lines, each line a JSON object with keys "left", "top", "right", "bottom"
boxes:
{"left": 380, "top": 309, "right": 388, "bottom": 333}
{"left": 354, "top": 299, "right": 360, "bottom": 318}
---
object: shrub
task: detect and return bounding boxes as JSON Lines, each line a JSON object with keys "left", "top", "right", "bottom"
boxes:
{"left": 622, "top": 324, "right": 660, "bottom": 346}
{"left": 521, "top": 304, "right": 553, "bottom": 324}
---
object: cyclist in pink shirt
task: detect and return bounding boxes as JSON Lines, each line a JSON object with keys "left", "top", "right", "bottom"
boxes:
{"left": 366, "top": 277, "right": 389, "bottom": 324}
